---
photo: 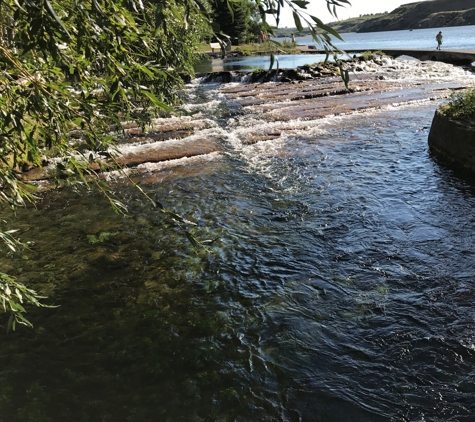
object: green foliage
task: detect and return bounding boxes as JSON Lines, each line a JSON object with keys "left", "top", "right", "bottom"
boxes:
{"left": 281, "top": 39, "right": 297, "bottom": 49}
{"left": 0, "top": 0, "right": 209, "bottom": 328}
{"left": 213, "top": 0, "right": 258, "bottom": 43}
{"left": 338, "top": 60, "right": 350, "bottom": 89}
{"left": 0, "top": 0, "right": 210, "bottom": 215}
{"left": 238, "top": 40, "right": 297, "bottom": 55}
{"left": 442, "top": 88, "right": 475, "bottom": 122}
{"left": 0, "top": 219, "right": 53, "bottom": 329}
{"left": 0, "top": 0, "right": 349, "bottom": 329}
{"left": 360, "top": 50, "right": 386, "bottom": 61}
{"left": 0, "top": 272, "right": 56, "bottom": 331}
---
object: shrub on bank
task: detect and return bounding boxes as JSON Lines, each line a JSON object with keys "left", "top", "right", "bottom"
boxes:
{"left": 360, "top": 50, "right": 386, "bottom": 61}
{"left": 238, "top": 40, "right": 297, "bottom": 56}
{"left": 442, "top": 88, "right": 475, "bottom": 122}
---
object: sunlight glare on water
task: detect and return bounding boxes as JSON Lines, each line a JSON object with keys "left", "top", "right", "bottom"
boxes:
{"left": 1, "top": 58, "right": 475, "bottom": 422}
{"left": 205, "top": 104, "right": 475, "bottom": 421}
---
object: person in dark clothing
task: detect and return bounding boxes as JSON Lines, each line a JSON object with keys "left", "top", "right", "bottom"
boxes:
{"left": 436, "top": 31, "right": 443, "bottom": 50}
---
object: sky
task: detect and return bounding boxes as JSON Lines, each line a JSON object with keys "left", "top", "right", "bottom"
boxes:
{"left": 276, "top": 0, "right": 429, "bottom": 27}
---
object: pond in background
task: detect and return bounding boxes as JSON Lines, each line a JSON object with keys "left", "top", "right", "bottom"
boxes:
{"left": 194, "top": 54, "right": 330, "bottom": 73}
{"left": 195, "top": 24, "right": 475, "bottom": 72}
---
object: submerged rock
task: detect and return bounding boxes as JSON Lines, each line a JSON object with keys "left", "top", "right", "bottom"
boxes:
{"left": 199, "top": 62, "right": 342, "bottom": 85}
{"left": 19, "top": 59, "right": 474, "bottom": 187}
{"left": 200, "top": 71, "right": 234, "bottom": 83}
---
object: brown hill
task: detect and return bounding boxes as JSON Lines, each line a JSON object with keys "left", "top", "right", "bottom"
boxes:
{"left": 351, "top": 0, "right": 475, "bottom": 32}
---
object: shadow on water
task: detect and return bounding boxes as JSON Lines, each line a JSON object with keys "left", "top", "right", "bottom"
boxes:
{"left": 429, "top": 149, "right": 475, "bottom": 192}
{"left": 0, "top": 172, "right": 398, "bottom": 421}
{"left": 2, "top": 89, "right": 475, "bottom": 421}
{"left": 0, "top": 185, "right": 242, "bottom": 421}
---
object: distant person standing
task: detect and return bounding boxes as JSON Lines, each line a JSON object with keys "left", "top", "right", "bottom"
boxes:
{"left": 259, "top": 31, "right": 265, "bottom": 43}
{"left": 291, "top": 33, "right": 296, "bottom": 43}
{"left": 436, "top": 31, "right": 443, "bottom": 50}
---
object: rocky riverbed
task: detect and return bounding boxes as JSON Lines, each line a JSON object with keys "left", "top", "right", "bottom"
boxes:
{"left": 20, "top": 57, "right": 475, "bottom": 186}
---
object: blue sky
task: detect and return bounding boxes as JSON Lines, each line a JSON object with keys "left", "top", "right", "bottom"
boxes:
{"left": 276, "top": 0, "right": 429, "bottom": 27}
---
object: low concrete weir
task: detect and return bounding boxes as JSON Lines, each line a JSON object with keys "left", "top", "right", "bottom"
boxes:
{"left": 297, "top": 46, "right": 475, "bottom": 65}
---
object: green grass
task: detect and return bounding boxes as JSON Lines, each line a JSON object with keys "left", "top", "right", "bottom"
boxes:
{"left": 197, "top": 40, "right": 298, "bottom": 55}
{"left": 360, "top": 50, "right": 386, "bottom": 61}
{"left": 238, "top": 40, "right": 297, "bottom": 55}
{"left": 442, "top": 88, "right": 475, "bottom": 122}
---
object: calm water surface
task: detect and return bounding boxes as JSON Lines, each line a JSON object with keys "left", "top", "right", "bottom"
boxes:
{"left": 1, "top": 83, "right": 475, "bottom": 420}
{"left": 197, "top": 25, "right": 475, "bottom": 71}
{"left": 302, "top": 24, "right": 475, "bottom": 50}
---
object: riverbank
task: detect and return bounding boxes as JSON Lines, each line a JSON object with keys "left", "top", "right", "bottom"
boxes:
{"left": 428, "top": 108, "right": 475, "bottom": 172}
{"left": 338, "top": 0, "right": 475, "bottom": 33}
{"left": 201, "top": 41, "right": 298, "bottom": 59}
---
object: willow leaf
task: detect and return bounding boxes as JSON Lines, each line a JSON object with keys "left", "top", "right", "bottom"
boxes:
{"left": 141, "top": 91, "right": 172, "bottom": 112}
{"left": 292, "top": 11, "right": 303, "bottom": 32}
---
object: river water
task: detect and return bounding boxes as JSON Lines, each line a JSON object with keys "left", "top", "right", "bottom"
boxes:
{"left": 2, "top": 33, "right": 475, "bottom": 422}
{"left": 197, "top": 24, "right": 475, "bottom": 72}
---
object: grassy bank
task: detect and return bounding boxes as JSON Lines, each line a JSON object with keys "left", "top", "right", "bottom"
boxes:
{"left": 198, "top": 40, "right": 298, "bottom": 55}
{"left": 441, "top": 88, "right": 475, "bottom": 122}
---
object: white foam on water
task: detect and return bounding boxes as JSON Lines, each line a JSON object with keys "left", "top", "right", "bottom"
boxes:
{"left": 223, "top": 96, "right": 446, "bottom": 179}
{"left": 135, "top": 151, "right": 222, "bottom": 171}
{"left": 148, "top": 115, "right": 197, "bottom": 126}
{"left": 180, "top": 98, "right": 226, "bottom": 115}
{"left": 354, "top": 58, "right": 475, "bottom": 84}
{"left": 115, "top": 126, "right": 227, "bottom": 156}
{"left": 101, "top": 167, "right": 133, "bottom": 181}
{"left": 236, "top": 140, "right": 288, "bottom": 183}
{"left": 59, "top": 60, "right": 475, "bottom": 184}
{"left": 221, "top": 115, "right": 328, "bottom": 151}
{"left": 95, "top": 152, "right": 223, "bottom": 182}
{"left": 212, "top": 96, "right": 438, "bottom": 168}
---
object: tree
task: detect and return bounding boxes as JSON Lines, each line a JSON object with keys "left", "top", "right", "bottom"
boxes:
{"left": 212, "top": 0, "right": 260, "bottom": 44}
{"left": 0, "top": 0, "right": 350, "bottom": 329}
{"left": 0, "top": 0, "right": 212, "bottom": 329}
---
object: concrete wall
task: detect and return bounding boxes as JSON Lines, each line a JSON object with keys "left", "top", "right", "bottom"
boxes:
{"left": 428, "top": 109, "right": 475, "bottom": 173}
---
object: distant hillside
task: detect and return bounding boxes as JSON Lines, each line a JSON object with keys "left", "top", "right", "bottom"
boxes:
{"left": 329, "top": 0, "right": 475, "bottom": 33}
{"left": 327, "top": 13, "right": 389, "bottom": 33}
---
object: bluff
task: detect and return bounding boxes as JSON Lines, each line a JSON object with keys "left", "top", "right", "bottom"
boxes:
{"left": 346, "top": 0, "right": 475, "bottom": 33}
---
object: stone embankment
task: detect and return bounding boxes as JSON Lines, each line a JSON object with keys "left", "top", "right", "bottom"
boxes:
{"left": 428, "top": 109, "right": 475, "bottom": 172}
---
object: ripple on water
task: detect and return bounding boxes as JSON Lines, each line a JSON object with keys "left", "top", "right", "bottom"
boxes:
{"left": 2, "top": 91, "right": 475, "bottom": 420}
{"left": 207, "top": 103, "right": 475, "bottom": 420}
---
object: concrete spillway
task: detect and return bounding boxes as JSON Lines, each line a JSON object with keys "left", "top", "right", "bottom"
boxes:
{"left": 297, "top": 46, "right": 475, "bottom": 65}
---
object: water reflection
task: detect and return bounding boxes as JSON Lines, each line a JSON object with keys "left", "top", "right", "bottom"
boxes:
{"left": 195, "top": 53, "right": 332, "bottom": 73}
{"left": 195, "top": 24, "right": 475, "bottom": 73}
